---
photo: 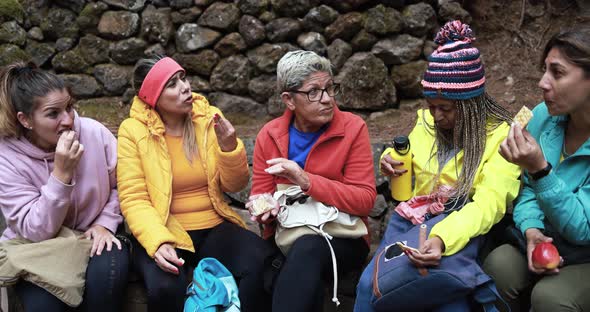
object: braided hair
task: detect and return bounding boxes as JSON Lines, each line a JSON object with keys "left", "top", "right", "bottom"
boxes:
{"left": 421, "top": 20, "right": 513, "bottom": 207}
{"left": 424, "top": 93, "right": 512, "bottom": 208}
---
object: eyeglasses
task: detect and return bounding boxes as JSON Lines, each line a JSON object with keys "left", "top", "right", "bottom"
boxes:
{"left": 289, "top": 84, "right": 341, "bottom": 102}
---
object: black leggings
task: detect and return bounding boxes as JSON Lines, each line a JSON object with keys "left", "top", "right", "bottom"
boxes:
{"left": 272, "top": 235, "right": 369, "bottom": 312}
{"left": 15, "top": 245, "right": 129, "bottom": 312}
{"left": 132, "top": 221, "right": 273, "bottom": 312}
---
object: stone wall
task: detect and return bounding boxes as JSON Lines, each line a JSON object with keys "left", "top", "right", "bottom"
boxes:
{"left": 0, "top": 0, "right": 470, "bottom": 117}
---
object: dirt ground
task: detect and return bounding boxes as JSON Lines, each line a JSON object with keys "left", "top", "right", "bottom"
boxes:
{"left": 79, "top": 0, "right": 589, "bottom": 142}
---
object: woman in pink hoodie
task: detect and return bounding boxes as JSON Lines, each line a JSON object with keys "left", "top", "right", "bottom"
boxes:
{"left": 0, "top": 62, "right": 128, "bottom": 312}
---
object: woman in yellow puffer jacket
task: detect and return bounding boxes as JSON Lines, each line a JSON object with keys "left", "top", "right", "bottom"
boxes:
{"left": 117, "top": 55, "right": 272, "bottom": 312}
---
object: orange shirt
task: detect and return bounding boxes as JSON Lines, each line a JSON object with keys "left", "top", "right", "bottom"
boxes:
{"left": 165, "top": 135, "right": 223, "bottom": 230}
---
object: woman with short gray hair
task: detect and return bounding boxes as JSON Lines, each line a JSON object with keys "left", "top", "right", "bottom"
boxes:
{"left": 247, "top": 50, "right": 376, "bottom": 311}
{"left": 276, "top": 50, "right": 333, "bottom": 93}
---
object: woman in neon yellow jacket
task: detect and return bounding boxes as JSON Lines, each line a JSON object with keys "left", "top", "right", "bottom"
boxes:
{"left": 117, "top": 55, "right": 271, "bottom": 312}
{"left": 354, "top": 20, "right": 521, "bottom": 311}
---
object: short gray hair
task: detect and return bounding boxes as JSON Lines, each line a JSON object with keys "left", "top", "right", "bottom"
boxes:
{"left": 276, "top": 50, "right": 333, "bottom": 93}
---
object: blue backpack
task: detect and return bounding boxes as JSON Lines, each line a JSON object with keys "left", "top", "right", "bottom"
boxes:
{"left": 371, "top": 213, "right": 506, "bottom": 312}
{"left": 184, "top": 258, "right": 240, "bottom": 312}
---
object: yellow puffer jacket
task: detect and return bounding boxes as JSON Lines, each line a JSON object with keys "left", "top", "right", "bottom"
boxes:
{"left": 384, "top": 109, "right": 520, "bottom": 255}
{"left": 117, "top": 93, "right": 249, "bottom": 257}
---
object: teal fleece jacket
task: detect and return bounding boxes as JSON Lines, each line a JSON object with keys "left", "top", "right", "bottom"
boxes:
{"left": 514, "top": 102, "right": 590, "bottom": 245}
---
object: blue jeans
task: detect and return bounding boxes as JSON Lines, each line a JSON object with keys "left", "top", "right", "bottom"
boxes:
{"left": 16, "top": 245, "right": 130, "bottom": 312}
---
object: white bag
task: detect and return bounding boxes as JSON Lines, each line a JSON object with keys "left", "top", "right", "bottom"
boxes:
{"left": 272, "top": 185, "right": 368, "bottom": 306}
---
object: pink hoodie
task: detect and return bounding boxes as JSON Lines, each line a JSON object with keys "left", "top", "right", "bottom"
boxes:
{"left": 0, "top": 112, "right": 122, "bottom": 241}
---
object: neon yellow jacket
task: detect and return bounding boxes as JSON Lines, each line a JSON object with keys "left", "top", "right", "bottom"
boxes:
{"left": 383, "top": 109, "right": 520, "bottom": 255}
{"left": 117, "top": 94, "right": 248, "bottom": 257}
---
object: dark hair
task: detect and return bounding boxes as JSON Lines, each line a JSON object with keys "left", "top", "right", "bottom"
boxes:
{"left": 0, "top": 61, "right": 66, "bottom": 138}
{"left": 541, "top": 27, "right": 590, "bottom": 77}
{"left": 132, "top": 54, "right": 166, "bottom": 92}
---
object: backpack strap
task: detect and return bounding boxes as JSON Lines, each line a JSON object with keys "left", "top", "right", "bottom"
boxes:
{"left": 371, "top": 248, "right": 387, "bottom": 298}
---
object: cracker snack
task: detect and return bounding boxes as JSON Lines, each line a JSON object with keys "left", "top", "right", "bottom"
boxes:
{"left": 514, "top": 106, "right": 533, "bottom": 127}
{"left": 250, "top": 194, "right": 275, "bottom": 216}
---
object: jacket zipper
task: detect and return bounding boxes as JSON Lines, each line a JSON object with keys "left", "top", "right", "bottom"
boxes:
{"left": 158, "top": 136, "right": 172, "bottom": 223}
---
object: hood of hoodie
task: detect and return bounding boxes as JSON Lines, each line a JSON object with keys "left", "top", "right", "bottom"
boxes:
{"left": 2, "top": 110, "right": 82, "bottom": 161}
{"left": 129, "top": 92, "right": 212, "bottom": 137}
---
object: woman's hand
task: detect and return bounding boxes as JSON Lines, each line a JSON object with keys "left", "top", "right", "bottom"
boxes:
{"left": 84, "top": 224, "right": 122, "bottom": 257}
{"left": 246, "top": 193, "right": 280, "bottom": 224}
{"left": 265, "top": 158, "right": 311, "bottom": 191}
{"left": 53, "top": 131, "right": 84, "bottom": 184}
{"left": 380, "top": 154, "right": 408, "bottom": 177}
{"left": 406, "top": 236, "right": 444, "bottom": 267}
{"left": 154, "top": 243, "right": 185, "bottom": 275}
{"left": 499, "top": 124, "right": 547, "bottom": 173}
{"left": 525, "top": 228, "right": 561, "bottom": 275}
{"left": 213, "top": 113, "right": 238, "bottom": 152}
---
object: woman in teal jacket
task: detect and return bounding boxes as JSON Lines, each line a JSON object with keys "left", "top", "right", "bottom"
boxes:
{"left": 484, "top": 27, "right": 590, "bottom": 312}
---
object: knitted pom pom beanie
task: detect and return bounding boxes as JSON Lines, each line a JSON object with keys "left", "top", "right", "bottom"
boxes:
{"left": 421, "top": 20, "right": 485, "bottom": 100}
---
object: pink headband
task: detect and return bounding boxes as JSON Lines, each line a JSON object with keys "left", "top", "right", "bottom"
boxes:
{"left": 138, "top": 57, "right": 185, "bottom": 108}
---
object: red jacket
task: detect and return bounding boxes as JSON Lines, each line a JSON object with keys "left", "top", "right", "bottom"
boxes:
{"left": 251, "top": 105, "right": 376, "bottom": 245}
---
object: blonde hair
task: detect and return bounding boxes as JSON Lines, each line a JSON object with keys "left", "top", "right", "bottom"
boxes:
{"left": 134, "top": 55, "right": 198, "bottom": 163}
{"left": 182, "top": 113, "right": 198, "bottom": 163}
{"left": 425, "top": 92, "right": 512, "bottom": 208}
{"left": 0, "top": 61, "right": 66, "bottom": 138}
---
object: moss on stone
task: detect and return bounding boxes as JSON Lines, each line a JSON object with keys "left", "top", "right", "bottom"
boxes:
{"left": 0, "top": 44, "right": 30, "bottom": 66}
{"left": 52, "top": 48, "right": 90, "bottom": 73}
{"left": 75, "top": 97, "right": 128, "bottom": 134}
{"left": 0, "top": 0, "right": 24, "bottom": 23}
{"left": 77, "top": 2, "right": 107, "bottom": 30}
{"left": 79, "top": 3, "right": 96, "bottom": 19}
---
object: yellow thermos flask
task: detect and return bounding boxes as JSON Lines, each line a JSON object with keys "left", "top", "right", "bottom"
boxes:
{"left": 390, "top": 136, "right": 412, "bottom": 202}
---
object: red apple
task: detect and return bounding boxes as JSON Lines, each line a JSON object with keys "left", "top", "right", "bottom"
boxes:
{"left": 532, "top": 242, "right": 560, "bottom": 269}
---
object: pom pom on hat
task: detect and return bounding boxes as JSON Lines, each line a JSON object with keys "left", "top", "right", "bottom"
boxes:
{"left": 434, "top": 20, "right": 475, "bottom": 45}
{"left": 421, "top": 20, "right": 485, "bottom": 100}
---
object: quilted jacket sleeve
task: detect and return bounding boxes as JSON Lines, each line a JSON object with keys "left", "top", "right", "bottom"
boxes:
{"left": 117, "top": 119, "right": 177, "bottom": 257}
